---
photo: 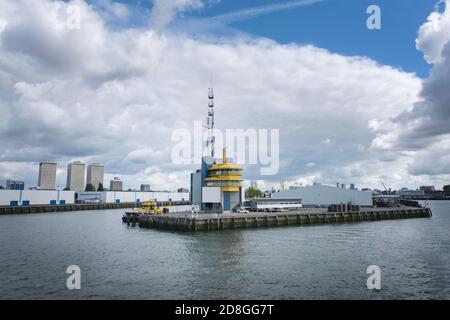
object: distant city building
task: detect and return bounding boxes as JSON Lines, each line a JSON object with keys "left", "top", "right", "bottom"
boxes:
{"left": 190, "top": 170, "right": 202, "bottom": 205}
{"left": 397, "top": 188, "right": 425, "bottom": 199}
{"left": 177, "top": 188, "right": 189, "bottom": 193}
{"left": 444, "top": 185, "right": 450, "bottom": 194}
{"left": 140, "top": 184, "right": 151, "bottom": 192}
{"left": 86, "top": 163, "right": 104, "bottom": 190}
{"left": 349, "top": 184, "right": 356, "bottom": 190}
{"left": 66, "top": 161, "right": 86, "bottom": 192}
{"left": 110, "top": 177, "right": 123, "bottom": 191}
{"left": 38, "top": 161, "right": 57, "bottom": 190}
{"left": 6, "top": 180, "right": 25, "bottom": 190}
{"left": 419, "top": 186, "right": 435, "bottom": 193}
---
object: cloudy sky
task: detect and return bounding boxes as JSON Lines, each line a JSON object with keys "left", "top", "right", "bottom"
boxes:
{"left": 0, "top": 0, "right": 449, "bottom": 191}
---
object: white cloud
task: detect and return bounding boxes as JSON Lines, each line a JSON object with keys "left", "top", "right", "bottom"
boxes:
{"left": 368, "top": 0, "right": 450, "bottom": 187}
{"left": 416, "top": 0, "right": 450, "bottom": 64}
{"left": 0, "top": 0, "right": 448, "bottom": 191}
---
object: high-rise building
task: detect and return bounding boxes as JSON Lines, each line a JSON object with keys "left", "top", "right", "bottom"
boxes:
{"left": 86, "top": 163, "right": 104, "bottom": 190}
{"left": 110, "top": 177, "right": 123, "bottom": 191}
{"left": 140, "top": 184, "right": 151, "bottom": 192}
{"left": 6, "top": 180, "right": 25, "bottom": 190}
{"left": 66, "top": 161, "right": 86, "bottom": 192}
{"left": 38, "top": 161, "right": 57, "bottom": 190}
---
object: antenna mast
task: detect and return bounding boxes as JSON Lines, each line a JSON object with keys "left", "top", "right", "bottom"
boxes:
{"left": 206, "top": 75, "right": 215, "bottom": 158}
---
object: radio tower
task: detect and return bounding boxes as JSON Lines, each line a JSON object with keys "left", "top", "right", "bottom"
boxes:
{"left": 206, "top": 75, "right": 215, "bottom": 158}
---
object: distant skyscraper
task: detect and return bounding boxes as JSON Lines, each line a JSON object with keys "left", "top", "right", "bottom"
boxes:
{"left": 110, "top": 177, "right": 123, "bottom": 191}
{"left": 140, "top": 184, "right": 151, "bottom": 192}
{"left": 87, "top": 163, "right": 104, "bottom": 190}
{"left": 66, "top": 161, "right": 86, "bottom": 192}
{"left": 6, "top": 180, "right": 25, "bottom": 190}
{"left": 38, "top": 161, "right": 57, "bottom": 190}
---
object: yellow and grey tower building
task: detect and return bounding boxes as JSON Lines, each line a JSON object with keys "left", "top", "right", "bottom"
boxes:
{"left": 189, "top": 85, "right": 244, "bottom": 212}
{"left": 196, "top": 148, "right": 243, "bottom": 212}
{"left": 204, "top": 148, "right": 243, "bottom": 211}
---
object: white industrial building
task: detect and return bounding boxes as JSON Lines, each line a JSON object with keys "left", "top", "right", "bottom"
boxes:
{"left": 77, "top": 191, "right": 190, "bottom": 204}
{"left": 0, "top": 190, "right": 75, "bottom": 206}
{"left": 271, "top": 184, "right": 372, "bottom": 207}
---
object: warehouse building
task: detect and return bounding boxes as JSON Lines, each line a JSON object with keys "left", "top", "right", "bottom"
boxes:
{"left": 0, "top": 190, "right": 75, "bottom": 206}
{"left": 77, "top": 190, "right": 190, "bottom": 204}
{"left": 271, "top": 184, "right": 372, "bottom": 207}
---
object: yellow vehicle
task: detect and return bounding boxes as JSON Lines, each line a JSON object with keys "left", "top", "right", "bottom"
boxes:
{"left": 134, "top": 200, "right": 161, "bottom": 215}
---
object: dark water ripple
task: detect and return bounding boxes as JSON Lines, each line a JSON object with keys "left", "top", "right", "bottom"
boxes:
{"left": 0, "top": 201, "right": 449, "bottom": 299}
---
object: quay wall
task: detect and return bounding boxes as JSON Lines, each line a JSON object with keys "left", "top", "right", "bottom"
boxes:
{"left": 0, "top": 201, "right": 190, "bottom": 215}
{"left": 139, "top": 207, "right": 432, "bottom": 232}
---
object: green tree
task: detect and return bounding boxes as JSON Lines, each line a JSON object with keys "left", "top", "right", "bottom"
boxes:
{"left": 245, "top": 187, "right": 263, "bottom": 199}
{"left": 85, "top": 183, "right": 95, "bottom": 192}
{"left": 97, "top": 183, "right": 104, "bottom": 191}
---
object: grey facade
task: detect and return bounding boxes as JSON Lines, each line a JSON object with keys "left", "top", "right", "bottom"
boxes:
{"left": 190, "top": 170, "right": 202, "bottom": 205}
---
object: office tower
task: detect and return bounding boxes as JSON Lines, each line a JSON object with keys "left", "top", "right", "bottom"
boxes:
{"left": 66, "top": 161, "right": 86, "bottom": 192}
{"left": 87, "top": 163, "right": 104, "bottom": 190}
{"left": 110, "top": 177, "right": 123, "bottom": 191}
{"left": 140, "top": 184, "right": 151, "bottom": 192}
{"left": 38, "top": 161, "right": 57, "bottom": 190}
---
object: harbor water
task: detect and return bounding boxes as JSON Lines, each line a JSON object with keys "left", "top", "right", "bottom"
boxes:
{"left": 0, "top": 201, "right": 449, "bottom": 299}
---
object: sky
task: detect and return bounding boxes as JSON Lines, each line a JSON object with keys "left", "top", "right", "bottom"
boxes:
{"left": 0, "top": 0, "right": 449, "bottom": 192}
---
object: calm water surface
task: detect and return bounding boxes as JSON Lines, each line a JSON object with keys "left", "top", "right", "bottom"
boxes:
{"left": 0, "top": 201, "right": 449, "bottom": 299}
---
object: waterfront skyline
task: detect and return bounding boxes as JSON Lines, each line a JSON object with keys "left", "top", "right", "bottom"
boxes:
{"left": 0, "top": 0, "right": 450, "bottom": 192}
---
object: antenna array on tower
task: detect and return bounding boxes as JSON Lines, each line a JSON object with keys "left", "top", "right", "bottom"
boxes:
{"left": 206, "top": 78, "right": 215, "bottom": 158}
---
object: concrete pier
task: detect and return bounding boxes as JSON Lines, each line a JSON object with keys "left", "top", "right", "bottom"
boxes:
{"left": 138, "top": 207, "right": 432, "bottom": 232}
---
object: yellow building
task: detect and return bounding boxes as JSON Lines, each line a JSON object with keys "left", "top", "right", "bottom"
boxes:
{"left": 200, "top": 148, "right": 243, "bottom": 212}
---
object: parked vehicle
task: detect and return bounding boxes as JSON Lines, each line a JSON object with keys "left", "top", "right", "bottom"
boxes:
{"left": 237, "top": 208, "right": 249, "bottom": 213}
